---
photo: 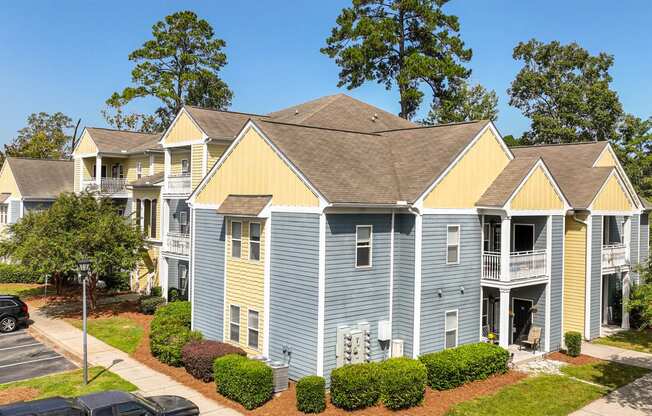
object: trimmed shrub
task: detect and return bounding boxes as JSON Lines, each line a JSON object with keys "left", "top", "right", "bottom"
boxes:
{"left": 565, "top": 331, "right": 582, "bottom": 357}
{"left": 168, "top": 287, "right": 181, "bottom": 302}
{"left": 296, "top": 376, "right": 326, "bottom": 413}
{"left": 330, "top": 363, "right": 380, "bottom": 410}
{"left": 149, "top": 301, "right": 199, "bottom": 366}
{"left": 139, "top": 296, "right": 165, "bottom": 315}
{"left": 182, "top": 340, "right": 246, "bottom": 381}
{"left": 0, "top": 264, "right": 41, "bottom": 284}
{"left": 214, "top": 354, "right": 273, "bottom": 410}
{"left": 379, "top": 357, "right": 427, "bottom": 410}
{"left": 151, "top": 301, "right": 192, "bottom": 328}
{"left": 150, "top": 286, "right": 163, "bottom": 297}
{"left": 419, "top": 343, "right": 509, "bottom": 390}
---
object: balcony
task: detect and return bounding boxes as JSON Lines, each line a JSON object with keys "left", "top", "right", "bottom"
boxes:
{"left": 482, "top": 250, "right": 548, "bottom": 282}
{"left": 165, "top": 173, "right": 191, "bottom": 194}
{"left": 602, "top": 243, "right": 627, "bottom": 269}
{"left": 164, "top": 232, "right": 190, "bottom": 256}
{"left": 81, "top": 178, "right": 128, "bottom": 195}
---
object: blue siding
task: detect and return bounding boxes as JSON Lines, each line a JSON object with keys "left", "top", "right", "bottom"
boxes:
{"left": 168, "top": 199, "right": 190, "bottom": 234}
{"left": 269, "top": 213, "right": 320, "bottom": 380}
{"left": 392, "top": 214, "right": 415, "bottom": 357}
{"left": 167, "top": 258, "right": 179, "bottom": 289}
{"left": 549, "top": 216, "right": 564, "bottom": 350}
{"left": 641, "top": 213, "right": 649, "bottom": 265}
{"left": 324, "top": 214, "right": 392, "bottom": 382}
{"left": 192, "top": 209, "right": 225, "bottom": 340}
{"left": 420, "top": 215, "right": 481, "bottom": 353}
{"left": 590, "top": 215, "right": 602, "bottom": 339}
{"left": 8, "top": 200, "right": 21, "bottom": 223}
{"left": 631, "top": 214, "right": 640, "bottom": 283}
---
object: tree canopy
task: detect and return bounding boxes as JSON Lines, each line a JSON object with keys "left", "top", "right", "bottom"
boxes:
{"left": 107, "top": 10, "right": 233, "bottom": 130}
{"left": 508, "top": 39, "right": 623, "bottom": 144}
{"left": 322, "top": 0, "right": 472, "bottom": 120}
{"left": 424, "top": 81, "right": 498, "bottom": 124}
{"left": 2, "top": 112, "right": 74, "bottom": 164}
{"left": 613, "top": 114, "right": 652, "bottom": 200}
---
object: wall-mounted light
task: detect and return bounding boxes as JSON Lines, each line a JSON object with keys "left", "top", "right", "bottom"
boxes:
{"left": 460, "top": 286, "right": 465, "bottom": 294}
{"left": 437, "top": 289, "right": 443, "bottom": 297}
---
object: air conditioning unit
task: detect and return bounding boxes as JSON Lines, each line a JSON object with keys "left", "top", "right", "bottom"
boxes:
{"left": 391, "top": 339, "right": 404, "bottom": 358}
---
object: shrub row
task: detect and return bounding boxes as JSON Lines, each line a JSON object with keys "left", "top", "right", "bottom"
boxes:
{"left": 565, "top": 331, "right": 582, "bottom": 357}
{"left": 139, "top": 295, "right": 166, "bottom": 315}
{"left": 0, "top": 264, "right": 42, "bottom": 284}
{"left": 214, "top": 354, "right": 273, "bottom": 410}
{"left": 149, "top": 301, "right": 202, "bottom": 366}
{"left": 181, "top": 340, "right": 246, "bottom": 382}
{"left": 418, "top": 343, "right": 509, "bottom": 390}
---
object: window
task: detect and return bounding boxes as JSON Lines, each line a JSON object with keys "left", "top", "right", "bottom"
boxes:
{"left": 111, "top": 164, "right": 124, "bottom": 179}
{"left": 621, "top": 221, "right": 626, "bottom": 244}
{"left": 0, "top": 205, "right": 7, "bottom": 224}
{"left": 249, "top": 223, "right": 261, "bottom": 261}
{"left": 230, "top": 305, "right": 240, "bottom": 343}
{"left": 117, "top": 207, "right": 125, "bottom": 217}
{"left": 356, "top": 225, "right": 372, "bottom": 267}
{"left": 446, "top": 225, "right": 460, "bottom": 264}
{"left": 248, "top": 309, "right": 259, "bottom": 349}
{"left": 116, "top": 402, "right": 154, "bottom": 416}
{"left": 150, "top": 199, "right": 157, "bottom": 239}
{"left": 483, "top": 223, "right": 490, "bottom": 252}
{"left": 179, "top": 263, "right": 188, "bottom": 296}
{"left": 231, "top": 221, "right": 242, "bottom": 258}
{"left": 445, "top": 310, "right": 458, "bottom": 349}
{"left": 94, "top": 407, "right": 113, "bottom": 416}
{"left": 137, "top": 161, "right": 143, "bottom": 179}
{"left": 179, "top": 211, "right": 189, "bottom": 235}
{"left": 513, "top": 224, "right": 535, "bottom": 252}
{"left": 482, "top": 298, "right": 488, "bottom": 327}
{"left": 181, "top": 159, "right": 189, "bottom": 174}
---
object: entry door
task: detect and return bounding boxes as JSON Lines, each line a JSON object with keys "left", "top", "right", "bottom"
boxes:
{"left": 512, "top": 298, "right": 533, "bottom": 343}
{"left": 603, "top": 275, "right": 622, "bottom": 326}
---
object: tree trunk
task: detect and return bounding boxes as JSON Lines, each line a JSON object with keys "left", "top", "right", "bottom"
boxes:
{"left": 53, "top": 271, "right": 62, "bottom": 295}
{"left": 87, "top": 273, "right": 98, "bottom": 311}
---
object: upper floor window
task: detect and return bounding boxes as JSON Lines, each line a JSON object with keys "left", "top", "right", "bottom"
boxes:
{"left": 356, "top": 225, "right": 372, "bottom": 268}
{"left": 446, "top": 225, "right": 460, "bottom": 264}
{"left": 137, "top": 161, "right": 143, "bottom": 179}
{"left": 179, "top": 263, "right": 188, "bottom": 296}
{"left": 150, "top": 199, "right": 157, "bottom": 239}
{"left": 111, "top": 164, "right": 124, "bottom": 179}
{"left": 181, "top": 159, "right": 189, "bottom": 174}
{"left": 179, "top": 211, "right": 189, "bottom": 235}
{"left": 249, "top": 223, "right": 261, "bottom": 261}
{"left": 0, "top": 205, "right": 7, "bottom": 224}
{"left": 231, "top": 221, "right": 242, "bottom": 258}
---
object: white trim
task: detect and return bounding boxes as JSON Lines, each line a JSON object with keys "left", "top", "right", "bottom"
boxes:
{"left": 190, "top": 205, "right": 197, "bottom": 331}
{"left": 248, "top": 221, "right": 262, "bottom": 262}
{"left": 188, "top": 202, "right": 219, "bottom": 210}
{"left": 446, "top": 224, "right": 461, "bottom": 265}
{"left": 412, "top": 213, "right": 423, "bottom": 357}
{"left": 263, "top": 217, "right": 271, "bottom": 356}
{"left": 480, "top": 215, "right": 486, "bottom": 340}
{"left": 230, "top": 220, "right": 242, "bottom": 259}
{"left": 444, "top": 309, "right": 459, "bottom": 349}
{"left": 161, "top": 256, "right": 169, "bottom": 300}
{"left": 507, "top": 209, "right": 568, "bottom": 216}
{"left": 590, "top": 210, "right": 636, "bottom": 216}
{"left": 159, "top": 107, "right": 208, "bottom": 147}
{"left": 223, "top": 216, "right": 228, "bottom": 342}
{"left": 588, "top": 169, "right": 638, "bottom": 212}
{"left": 511, "top": 223, "right": 535, "bottom": 252}
{"left": 269, "top": 205, "right": 323, "bottom": 214}
{"left": 75, "top": 152, "right": 98, "bottom": 159}
{"left": 388, "top": 211, "right": 395, "bottom": 339}
{"left": 316, "top": 213, "right": 326, "bottom": 376}
{"left": 584, "top": 214, "right": 593, "bottom": 339}
{"left": 202, "top": 143, "right": 208, "bottom": 176}
{"left": 247, "top": 308, "right": 261, "bottom": 351}
{"left": 505, "top": 159, "right": 571, "bottom": 212}
{"left": 149, "top": 154, "right": 155, "bottom": 176}
{"left": 228, "top": 304, "right": 241, "bottom": 344}
{"left": 544, "top": 215, "right": 552, "bottom": 352}
{"left": 422, "top": 208, "right": 478, "bottom": 215}
{"left": 414, "top": 122, "right": 513, "bottom": 207}
{"left": 560, "top": 214, "right": 566, "bottom": 346}
{"left": 355, "top": 224, "right": 373, "bottom": 268}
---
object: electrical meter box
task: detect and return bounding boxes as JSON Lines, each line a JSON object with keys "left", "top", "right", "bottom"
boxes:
{"left": 336, "top": 322, "right": 372, "bottom": 368}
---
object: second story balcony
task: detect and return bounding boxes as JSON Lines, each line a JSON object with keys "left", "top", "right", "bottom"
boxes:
{"left": 165, "top": 173, "right": 191, "bottom": 195}
{"left": 82, "top": 177, "right": 128, "bottom": 195}
{"left": 163, "top": 232, "right": 190, "bottom": 256}
{"left": 602, "top": 243, "right": 627, "bottom": 269}
{"left": 482, "top": 250, "right": 548, "bottom": 282}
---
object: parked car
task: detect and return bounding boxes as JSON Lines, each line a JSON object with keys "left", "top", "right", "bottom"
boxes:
{"left": 0, "top": 391, "right": 199, "bottom": 416}
{"left": 0, "top": 295, "right": 29, "bottom": 333}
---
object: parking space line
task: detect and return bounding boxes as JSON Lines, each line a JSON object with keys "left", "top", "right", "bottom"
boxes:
{"left": 0, "top": 330, "right": 27, "bottom": 337}
{"left": 0, "top": 355, "right": 64, "bottom": 369}
{"left": 0, "top": 342, "right": 41, "bottom": 351}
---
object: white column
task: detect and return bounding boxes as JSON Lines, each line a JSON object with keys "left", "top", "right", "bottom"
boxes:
{"left": 622, "top": 271, "right": 630, "bottom": 330}
{"left": 164, "top": 149, "right": 171, "bottom": 192}
{"left": 139, "top": 200, "right": 145, "bottom": 230}
{"left": 545, "top": 215, "right": 552, "bottom": 351}
{"left": 624, "top": 216, "right": 631, "bottom": 262}
{"left": 500, "top": 215, "right": 511, "bottom": 282}
{"left": 161, "top": 199, "right": 169, "bottom": 249}
{"left": 95, "top": 155, "right": 102, "bottom": 187}
{"left": 499, "top": 288, "right": 511, "bottom": 348}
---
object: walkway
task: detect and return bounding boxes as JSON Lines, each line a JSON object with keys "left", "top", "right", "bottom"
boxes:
{"left": 29, "top": 309, "right": 242, "bottom": 416}
{"left": 571, "top": 342, "right": 652, "bottom": 416}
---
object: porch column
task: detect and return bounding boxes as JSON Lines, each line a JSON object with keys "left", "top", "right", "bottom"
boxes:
{"left": 500, "top": 215, "right": 511, "bottom": 282}
{"left": 95, "top": 155, "right": 102, "bottom": 187}
{"left": 164, "top": 149, "right": 171, "bottom": 191}
{"left": 499, "top": 288, "right": 511, "bottom": 348}
{"left": 622, "top": 271, "right": 630, "bottom": 330}
{"left": 624, "top": 216, "right": 631, "bottom": 262}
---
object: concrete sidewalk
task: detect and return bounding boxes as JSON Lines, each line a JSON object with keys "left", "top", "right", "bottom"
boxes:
{"left": 571, "top": 342, "right": 652, "bottom": 416}
{"left": 29, "top": 309, "right": 242, "bottom": 416}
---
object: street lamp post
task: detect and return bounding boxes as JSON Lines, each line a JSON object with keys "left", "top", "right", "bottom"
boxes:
{"left": 77, "top": 258, "right": 91, "bottom": 385}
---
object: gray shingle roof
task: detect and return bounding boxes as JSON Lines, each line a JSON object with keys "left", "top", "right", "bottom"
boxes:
{"left": 6, "top": 157, "right": 74, "bottom": 198}
{"left": 183, "top": 106, "right": 265, "bottom": 140}
{"left": 129, "top": 172, "right": 164, "bottom": 187}
{"left": 476, "top": 157, "right": 541, "bottom": 207}
{"left": 85, "top": 128, "right": 161, "bottom": 154}
{"left": 216, "top": 195, "right": 272, "bottom": 216}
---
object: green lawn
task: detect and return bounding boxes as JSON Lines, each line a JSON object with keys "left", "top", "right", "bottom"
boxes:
{"left": 0, "top": 367, "right": 136, "bottom": 399}
{"left": 0, "top": 283, "right": 47, "bottom": 298}
{"left": 593, "top": 329, "right": 652, "bottom": 354}
{"left": 69, "top": 317, "right": 144, "bottom": 354}
{"left": 446, "top": 375, "right": 605, "bottom": 416}
{"left": 561, "top": 361, "right": 650, "bottom": 391}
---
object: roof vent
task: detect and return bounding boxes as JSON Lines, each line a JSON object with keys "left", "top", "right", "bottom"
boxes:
{"left": 295, "top": 109, "right": 299, "bottom": 115}
{"left": 371, "top": 113, "right": 378, "bottom": 122}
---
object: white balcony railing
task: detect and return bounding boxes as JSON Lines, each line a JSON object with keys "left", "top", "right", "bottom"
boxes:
{"left": 164, "top": 232, "right": 190, "bottom": 256}
{"left": 482, "top": 249, "right": 547, "bottom": 281}
{"left": 166, "top": 173, "right": 191, "bottom": 194}
{"left": 602, "top": 243, "right": 627, "bottom": 268}
{"left": 81, "top": 178, "right": 127, "bottom": 194}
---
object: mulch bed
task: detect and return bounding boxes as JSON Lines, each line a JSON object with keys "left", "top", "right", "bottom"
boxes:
{"left": 0, "top": 387, "right": 40, "bottom": 405}
{"left": 547, "top": 352, "right": 603, "bottom": 365}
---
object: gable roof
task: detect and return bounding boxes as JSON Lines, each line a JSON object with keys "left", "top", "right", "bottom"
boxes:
{"left": 183, "top": 106, "right": 267, "bottom": 140}
{"left": 5, "top": 157, "right": 74, "bottom": 198}
{"left": 476, "top": 157, "right": 541, "bottom": 207}
{"left": 84, "top": 128, "right": 162, "bottom": 154}
{"left": 267, "top": 93, "right": 417, "bottom": 133}
{"left": 129, "top": 172, "right": 164, "bottom": 187}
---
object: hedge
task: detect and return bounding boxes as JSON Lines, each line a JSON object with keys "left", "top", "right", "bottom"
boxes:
{"left": 149, "top": 301, "right": 200, "bottom": 366}
{"left": 419, "top": 343, "right": 509, "bottom": 390}
{"left": 214, "top": 354, "right": 273, "bottom": 410}
{"left": 182, "top": 340, "right": 246, "bottom": 382}
{"left": 151, "top": 301, "right": 192, "bottom": 328}
{"left": 139, "top": 296, "right": 165, "bottom": 315}
{"left": 565, "top": 331, "right": 582, "bottom": 357}
{"left": 296, "top": 376, "right": 326, "bottom": 413}
{"left": 379, "top": 357, "right": 427, "bottom": 410}
{"left": 330, "top": 362, "right": 380, "bottom": 410}
{"left": 150, "top": 286, "right": 163, "bottom": 297}
{"left": 0, "top": 264, "right": 42, "bottom": 284}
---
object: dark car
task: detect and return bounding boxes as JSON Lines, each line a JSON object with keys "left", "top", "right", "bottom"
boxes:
{"left": 0, "top": 391, "right": 199, "bottom": 416}
{"left": 0, "top": 295, "right": 29, "bottom": 333}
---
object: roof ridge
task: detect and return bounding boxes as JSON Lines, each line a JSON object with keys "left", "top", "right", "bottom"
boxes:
{"left": 6, "top": 156, "right": 73, "bottom": 162}
{"left": 375, "top": 119, "right": 487, "bottom": 133}
{"left": 259, "top": 119, "right": 382, "bottom": 136}
{"left": 185, "top": 105, "right": 269, "bottom": 118}
{"left": 510, "top": 140, "right": 606, "bottom": 149}
{"left": 87, "top": 126, "right": 161, "bottom": 135}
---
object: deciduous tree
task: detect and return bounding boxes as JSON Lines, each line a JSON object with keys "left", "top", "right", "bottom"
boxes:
{"left": 1, "top": 112, "right": 74, "bottom": 164}
{"left": 424, "top": 81, "right": 498, "bottom": 124}
{"left": 613, "top": 114, "right": 652, "bottom": 199}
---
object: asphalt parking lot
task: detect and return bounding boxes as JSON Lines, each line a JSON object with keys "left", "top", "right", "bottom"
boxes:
{"left": 0, "top": 329, "right": 76, "bottom": 384}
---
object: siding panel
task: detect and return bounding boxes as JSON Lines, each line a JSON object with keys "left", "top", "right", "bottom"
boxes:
{"left": 641, "top": 213, "right": 649, "bottom": 265}
{"left": 550, "top": 216, "right": 564, "bottom": 350}
{"left": 631, "top": 214, "right": 640, "bottom": 283}
{"left": 392, "top": 214, "right": 415, "bottom": 357}
{"left": 590, "top": 215, "right": 602, "bottom": 339}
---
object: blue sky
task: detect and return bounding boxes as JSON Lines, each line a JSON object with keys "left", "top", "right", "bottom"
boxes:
{"left": 1, "top": 1, "right": 651, "bottom": 144}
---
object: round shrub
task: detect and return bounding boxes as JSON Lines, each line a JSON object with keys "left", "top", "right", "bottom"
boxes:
{"left": 330, "top": 363, "right": 380, "bottom": 410}
{"left": 181, "top": 340, "right": 246, "bottom": 381}
{"left": 150, "top": 324, "right": 202, "bottom": 366}
{"left": 379, "top": 357, "right": 427, "bottom": 410}
{"left": 214, "top": 354, "right": 273, "bottom": 410}
{"left": 565, "top": 331, "right": 582, "bottom": 357}
{"left": 296, "top": 376, "right": 326, "bottom": 413}
{"left": 151, "top": 301, "right": 192, "bottom": 328}
{"left": 139, "top": 295, "right": 165, "bottom": 315}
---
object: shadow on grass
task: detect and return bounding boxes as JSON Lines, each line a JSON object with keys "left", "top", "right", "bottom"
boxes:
{"left": 595, "top": 329, "right": 652, "bottom": 353}
{"left": 88, "top": 359, "right": 123, "bottom": 384}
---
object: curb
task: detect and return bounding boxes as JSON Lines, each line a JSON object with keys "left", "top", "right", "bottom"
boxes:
{"left": 28, "top": 322, "right": 83, "bottom": 368}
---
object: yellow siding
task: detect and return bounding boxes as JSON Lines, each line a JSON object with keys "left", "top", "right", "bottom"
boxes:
{"left": 170, "top": 149, "right": 191, "bottom": 176}
{"left": 163, "top": 112, "right": 204, "bottom": 145}
{"left": 0, "top": 164, "right": 21, "bottom": 198}
{"left": 510, "top": 166, "right": 564, "bottom": 210}
{"left": 564, "top": 215, "right": 587, "bottom": 335}
{"left": 126, "top": 156, "right": 149, "bottom": 181}
{"left": 424, "top": 129, "right": 511, "bottom": 208}
{"left": 196, "top": 128, "right": 319, "bottom": 207}
{"left": 152, "top": 154, "right": 164, "bottom": 174}
{"left": 74, "top": 131, "right": 98, "bottom": 155}
{"left": 225, "top": 218, "right": 265, "bottom": 355}
{"left": 135, "top": 247, "right": 160, "bottom": 292}
{"left": 594, "top": 149, "right": 617, "bottom": 167}
{"left": 74, "top": 158, "right": 81, "bottom": 193}
{"left": 191, "top": 144, "right": 204, "bottom": 190}
{"left": 592, "top": 175, "right": 635, "bottom": 211}
{"left": 132, "top": 188, "right": 162, "bottom": 240}
{"left": 207, "top": 143, "right": 228, "bottom": 171}
{"left": 82, "top": 158, "right": 94, "bottom": 181}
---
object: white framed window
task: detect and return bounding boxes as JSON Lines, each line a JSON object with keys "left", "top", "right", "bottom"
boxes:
{"left": 483, "top": 223, "right": 490, "bottom": 252}
{"left": 512, "top": 223, "right": 535, "bottom": 252}
{"left": 0, "top": 205, "right": 7, "bottom": 224}
{"left": 179, "top": 211, "right": 189, "bottom": 235}
{"left": 355, "top": 225, "right": 372, "bottom": 268}
{"left": 229, "top": 305, "right": 240, "bottom": 343}
{"left": 150, "top": 199, "right": 157, "bottom": 239}
{"left": 248, "top": 309, "right": 259, "bottom": 350}
{"left": 445, "top": 310, "right": 458, "bottom": 349}
{"left": 179, "top": 263, "right": 188, "bottom": 296}
{"left": 136, "top": 161, "right": 143, "bottom": 179}
{"left": 482, "top": 298, "right": 488, "bottom": 327}
{"left": 446, "top": 225, "right": 460, "bottom": 264}
{"left": 231, "top": 221, "right": 242, "bottom": 258}
{"left": 249, "top": 222, "right": 261, "bottom": 261}
{"left": 181, "top": 159, "right": 189, "bottom": 174}
{"left": 621, "top": 221, "right": 626, "bottom": 244}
